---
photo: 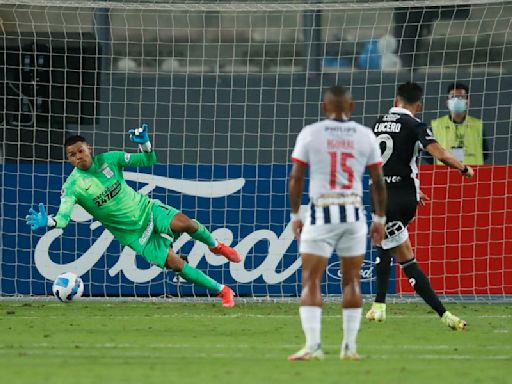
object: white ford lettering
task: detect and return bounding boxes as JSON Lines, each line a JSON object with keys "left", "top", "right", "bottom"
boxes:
{"left": 34, "top": 172, "right": 303, "bottom": 284}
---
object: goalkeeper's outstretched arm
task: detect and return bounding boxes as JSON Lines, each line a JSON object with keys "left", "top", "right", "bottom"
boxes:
{"left": 26, "top": 183, "right": 77, "bottom": 231}
{"left": 51, "top": 184, "right": 78, "bottom": 228}
{"left": 124, "top": 123, "right": 157, "bottom": 167}
{"left": 26, "top": 123, "right": 157, "bottom": 231}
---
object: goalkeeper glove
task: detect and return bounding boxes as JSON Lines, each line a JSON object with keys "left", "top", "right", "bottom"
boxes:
{"left": 128, "top": 123, "right": 152, "bottom": 152}
{"left": 26, "top": 203, "right": 52, "bottom": 230}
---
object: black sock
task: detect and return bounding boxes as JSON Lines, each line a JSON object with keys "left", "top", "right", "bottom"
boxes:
{"left": 400, "top": 259, "right": 446, "bottom": 317}
{"left": 375, "top": 248, "right": 392, "bottom": 303}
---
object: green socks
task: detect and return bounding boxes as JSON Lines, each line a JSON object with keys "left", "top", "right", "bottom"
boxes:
{"left": 178, "top": 263, "right": 222, "bottom": 293}
{"left": 189, "top": 220, "right": 217, "bottom": 248}
{"left": 178, "top": 220, "right": 220, "bottom": 292}
{"left": 177, "top": 221, "right": 221, "bottom": 293}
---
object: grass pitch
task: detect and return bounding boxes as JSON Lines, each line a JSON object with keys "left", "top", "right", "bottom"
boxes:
{"left": 0, "top": 301, "right": 510, "bottom": 384}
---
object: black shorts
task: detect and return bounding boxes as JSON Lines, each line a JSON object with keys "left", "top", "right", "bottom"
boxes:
{"left": 381, "top": 183, "right": 418, "bottom": 249}
{"left": 386, "top": 185, "right": 418, "bottom": 226}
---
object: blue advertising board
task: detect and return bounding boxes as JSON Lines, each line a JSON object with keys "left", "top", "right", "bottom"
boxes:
{"left": 1, "top": 163, "right": 394, "bottom": 296}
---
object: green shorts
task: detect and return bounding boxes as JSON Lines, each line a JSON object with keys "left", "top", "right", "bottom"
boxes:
{"left": 129, "top": 202, "right": 180, "bottom": 268}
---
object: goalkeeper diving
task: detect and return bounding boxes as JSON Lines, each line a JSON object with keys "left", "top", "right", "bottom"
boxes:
{"left": 26, "top": 124, "right": 240, "bottom": 307}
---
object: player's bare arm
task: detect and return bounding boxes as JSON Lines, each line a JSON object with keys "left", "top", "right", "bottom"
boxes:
{"left": 368, "top": 165, "right": 387, "bottom": 246}
{"left": 425, "top": 142, "right": 474, "bottom": 177}
{"left": 288, "top": 161, "right": 307, "bottom": 240}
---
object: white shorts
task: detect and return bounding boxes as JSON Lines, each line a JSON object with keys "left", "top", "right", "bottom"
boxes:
{"left": 299, "top": 220, "right": 368, "bottom": 258}
{"left": 381, "top": 221, "right": 409, "bottom": 250}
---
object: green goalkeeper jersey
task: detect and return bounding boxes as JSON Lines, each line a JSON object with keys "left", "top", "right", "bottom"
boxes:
{"left": 54, "top": 150, "right": 158, "bottom": 246}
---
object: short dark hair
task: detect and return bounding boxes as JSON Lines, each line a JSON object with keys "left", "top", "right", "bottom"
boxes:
{"left": 326, "top": 85, "right": 349, "bottom": 98}
{"left": 64, "top": 135, "right": 88, "bottom": 148}
{"left": 447, "top": 82, "right": 469, "bottom": 94}
{"left": 397, "top": 81, "right": 423, "bottom": 104}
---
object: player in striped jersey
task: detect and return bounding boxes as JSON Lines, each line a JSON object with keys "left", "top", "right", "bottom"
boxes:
{"left": 288, "top": 85, "right": 387, "bottom": 361}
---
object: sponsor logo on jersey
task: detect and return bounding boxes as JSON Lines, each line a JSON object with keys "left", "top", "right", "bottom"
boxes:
{"left": 324, "top": 126, "right": 356, "bottom": 136}
{"left": 93, "top": 180, "right": 121, "bottom": 207}
{"left": 384, "top": 175, "right": 402, "bottom": 183}
{"left": 382, "top": 114, "right": 400, "bottom": 121}
{"left": 101, "top": 165, "right": 114, "bottom": 178}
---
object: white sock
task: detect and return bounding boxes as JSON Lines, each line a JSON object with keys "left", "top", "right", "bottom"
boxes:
{"left": 299, "top": 306, "right": 322, "bottom": 351}
{"left": 342, "top": 308, "right": 362, "bottom": 353}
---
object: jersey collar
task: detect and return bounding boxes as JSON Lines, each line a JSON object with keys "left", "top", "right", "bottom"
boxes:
{"left": 389, "top": 107, "right": 414, "bottom": 117}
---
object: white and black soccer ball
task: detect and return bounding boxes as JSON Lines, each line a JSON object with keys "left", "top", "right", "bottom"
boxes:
{"left": 52, "top": 272, "right": 84, "bottom": 302}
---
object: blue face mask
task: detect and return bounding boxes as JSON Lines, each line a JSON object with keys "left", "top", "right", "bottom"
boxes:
{"left": 448, "top": 97, "right": 467, "bottom": 113}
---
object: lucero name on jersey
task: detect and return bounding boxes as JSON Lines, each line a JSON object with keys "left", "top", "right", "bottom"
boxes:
{"left": 374, "top": 121, "right": 401, "bottom": 133}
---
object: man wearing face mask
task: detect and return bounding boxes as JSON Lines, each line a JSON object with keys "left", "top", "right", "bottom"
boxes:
{"left": 430, "top": 82, "right": 487, "bottom": 165}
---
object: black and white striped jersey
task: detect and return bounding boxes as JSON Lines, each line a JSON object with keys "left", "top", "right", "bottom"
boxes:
{"left": 306, "top": 203, "right": 363, "bottom": 225}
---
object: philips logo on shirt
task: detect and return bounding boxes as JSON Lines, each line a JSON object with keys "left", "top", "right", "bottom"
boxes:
{"left": 324, "top": 126, "right": 356, "bottom": 135}
{"left": 93, "top": 181, "right": 122, "bottom": 207}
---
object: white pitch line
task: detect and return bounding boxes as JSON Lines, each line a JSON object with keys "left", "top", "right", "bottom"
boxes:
{"left": 1, "top": 343, "right": 511, "bottom": 351}
{"left": 3, "top": 313, "right": 512, "bottom": 320}
{"left": 394, "top": 355, "right": 512, "bottom": 361}
{"left": 0, "top": 349, "right": 509, "bottom": 361}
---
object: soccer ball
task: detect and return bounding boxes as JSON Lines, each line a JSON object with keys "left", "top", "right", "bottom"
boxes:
{"left": 52, "top": 272, "right": 84, "bottom": 302}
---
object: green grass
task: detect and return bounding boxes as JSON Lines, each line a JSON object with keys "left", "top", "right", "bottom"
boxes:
{"left": 0, "top": 301, "right": 510, "bottom": 384}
